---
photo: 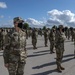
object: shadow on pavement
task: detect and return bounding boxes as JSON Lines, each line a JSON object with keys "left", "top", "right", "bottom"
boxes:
{"left": 26, "top": 46, "right": 46, "bottom": 50}
{"left": 32, "top": 69, "right": 57, "bottom": 75}
{"left": 32, "top": 61, "right": 55, "bottom": 69}
{"left": 0, "top": 52, "right": 3, "bottom": 53}
{"left": 0, "top": 55, "right": 3, "bottom": 56}
{"left": 32, "top": 57, "right": 74, "bottom": 75}
{"left": 55, "top": 54, "right": 74, "bottom": 59}
{"left": 63, "top": 54, "right": 74, "bottom": 58}
{"left": 32, "top": 57, "right": 74, "bottom": 69}
{"left": 27, "top": 53, "right": 50, "bottom": 58}
{"left": 62, "top": 57, "right": 74, "bottom": 62}
{"left": 54, "top": 54, "right": 74, "bottom": 59}
{"left": 26, "top": 47, "right": 33, "bottom": 50}
{"left": 33, "top": 50, "right": 50, "bottom": 54}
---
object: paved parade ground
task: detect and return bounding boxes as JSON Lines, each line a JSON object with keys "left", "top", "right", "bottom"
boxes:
{"left": 0, "top": 35, "right": 75, "bottom": 75}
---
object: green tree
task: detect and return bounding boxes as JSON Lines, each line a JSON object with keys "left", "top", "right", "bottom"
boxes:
{"left": 52, "top": 25, "right": 56, "bottom": 28}
{"left": 23, "top": 23, "right": 29, "bottom": 29}
{"left": 43, "top": 26, "right": 46, "bottom": 30}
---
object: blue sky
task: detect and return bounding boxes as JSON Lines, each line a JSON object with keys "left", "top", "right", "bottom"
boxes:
{"left": 0, "top": 0, "right": 75, "bottom": 27}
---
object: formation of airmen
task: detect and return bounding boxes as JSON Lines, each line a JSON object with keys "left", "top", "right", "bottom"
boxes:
{"left": 0, "top": 17, "right": 75, "bottom": 75}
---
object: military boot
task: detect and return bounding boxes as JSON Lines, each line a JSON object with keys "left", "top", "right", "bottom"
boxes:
{"left": 50, "top": 51, "right": 55, "bottom": 54}
{"left": 34, "top": 47, "right": 37, "bottom": 49}
{"left": 60, "top": 66, "right": 65, "bottom": 70}
{"left": 33, "top": 46, "right": 37, "bottom": 49}
{"left": 56, "top": 66, "right": 62, "bottom": 73}
{"left": 45, "top": 45, "right": 48, "bottom": 47}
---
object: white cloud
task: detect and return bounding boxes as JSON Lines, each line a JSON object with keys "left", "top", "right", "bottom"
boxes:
{"left": 47, "top": 9, "right": 75, "bottom": 27}
{"left": 0, "top": 2, "right": 7, "bottom": 8}
{"left": 25, "top": 18, "right": 45, "bottom": 27}
{"left": 25, "top": 9, "right": 75, "bottom": 28}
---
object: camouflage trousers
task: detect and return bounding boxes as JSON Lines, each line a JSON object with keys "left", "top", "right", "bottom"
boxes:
{"left": 71, "top": 35, "right": 74, "bottom": 41}
{"left": 55, "top": 43, "right": 64, "bottom": 67}
{"left": 8, "top": 62, "right": 25, "bottom": 75}
{"left": 56, "top": 49, "right": 64, "bottom": 67}
{"left": 68, "top": 35, "right": 70, "bottom": 40}
{"left": 32, "top": 39, "right": 37, "bottom": 48}
{"left": 44, "top": 38, "right": 48, "bottom": 46}
{"left": 50, "top": 40, "right": 55, "bottom": 52}
{"left": 0, "top": 40, "right": 3, "bottom": 50}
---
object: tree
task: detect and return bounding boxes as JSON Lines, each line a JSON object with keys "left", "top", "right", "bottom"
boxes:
{"left": 23, "top": 23, "right": 29, "bottom": 29}
{"left": 52, "top": 25, "right": 57, "bottom": 29}
{"left": 43, "top": 26, "right": 46, "bottom": 30}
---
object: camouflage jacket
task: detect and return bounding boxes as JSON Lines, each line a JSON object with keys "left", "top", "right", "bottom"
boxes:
{"left": 32, "top": 30, "right": 37, "bottom": 39}
{"left": 44, "top": 30, "right": 49, "bottom": 39}
{"left": 49, "top": 31, "right": 55, "bottom": 41}
{"left": 3, "top": 29, "right": 27, "bottom": 64}
{"left": 55, "top": 31, "right": 65, "bottom": 48}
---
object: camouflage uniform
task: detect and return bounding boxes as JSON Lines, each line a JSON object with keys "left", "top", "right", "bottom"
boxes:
{"left": 55, "top": 25, "right": 65, "bottom": 72}
{"left": 49, "top": 29, "right": 55, "bottom": 54}
{"left": 2, "top": 29, "right": 7, "bottom": 50}
{"left": 28, "top": 29, "right": 32, "bottom": 37}
{"left": 0, "top": 29, "right": 3, "bottom": 50}
{"left": 65, "top": 30, "right": 68, "bottom": 38}
{"left": 32, "top": 28, "right": 37, "bottom": 49}
{"left": 26, "top": 29, "right": 28, "bottom": 39}
{"left": 71, "top": 29, "right": 74, "bottom": 41}
{"left": 39, "top": 29, "right": 42, "bottom": 36}
{"left": 3, "top": 17, "right": 27, "bottom": 75}
{"left": 73, "top": 29, "right": 75, "bottom": 58}
{"left": 67, "top": 28, "right": 71, "bottom": 40}
{"left": 44, "top": 29, "right": 48, "bottom": 47}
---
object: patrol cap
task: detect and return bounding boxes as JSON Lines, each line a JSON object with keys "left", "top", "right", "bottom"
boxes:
{"left": 13, "top": 17, "right": 24, "bottom": 23}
